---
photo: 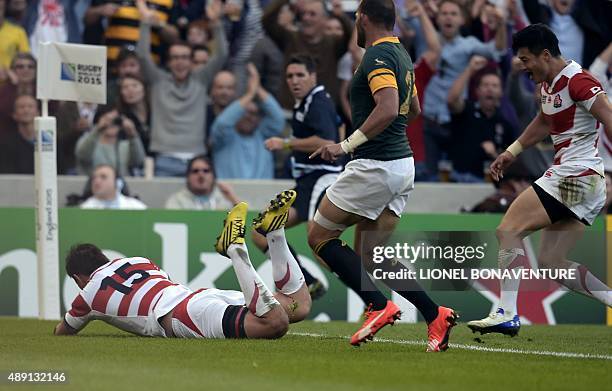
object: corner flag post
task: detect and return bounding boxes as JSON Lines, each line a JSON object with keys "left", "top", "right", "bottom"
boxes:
{"left": 35, "top": 42, "right": 106, "bottom": 320}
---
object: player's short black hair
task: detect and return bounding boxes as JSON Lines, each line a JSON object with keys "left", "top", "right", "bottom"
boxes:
{"left": 358, "top": 0, "right": 396, "bottom": 31}
{"left": 65, "top": 243, "right": 109, "bottom": 278}
{"left": 512, "top": 24, "right": 561, "bottom": 57}
{"left": 286, "top": 54, "right": 317, "bottom": 74}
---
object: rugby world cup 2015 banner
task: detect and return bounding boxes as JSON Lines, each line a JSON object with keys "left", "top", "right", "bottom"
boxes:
{"left": 0, "top": 209, "right": 608, "bottom": 324}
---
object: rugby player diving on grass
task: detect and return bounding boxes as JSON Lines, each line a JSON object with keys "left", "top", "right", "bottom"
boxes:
{"left": 54, "top": 191, "right": 311, "bottom": 340}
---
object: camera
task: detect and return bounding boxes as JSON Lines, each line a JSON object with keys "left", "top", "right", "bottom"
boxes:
{"left": 112, "top": 115, "right": 127, "bottom": 140}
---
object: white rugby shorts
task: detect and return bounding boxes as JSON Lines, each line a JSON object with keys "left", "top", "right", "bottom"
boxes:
{"left": 326, "top": 157, "right": 415, "bottom": 220}
{"left": 534, "top": 165, "right": 605, "bottom": 225}
{"left": 171, "top": 288, "right": 246, "bottom": 339}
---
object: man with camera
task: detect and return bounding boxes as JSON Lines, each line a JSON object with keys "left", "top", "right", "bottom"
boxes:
{"left": 75, "top": 108, "right": 146, "bottom": 177}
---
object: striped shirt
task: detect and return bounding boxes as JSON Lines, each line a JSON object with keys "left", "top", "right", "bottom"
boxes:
{"left": 227, "top": 0, "right": 262, "bottom": 70}
{"left": 93, "top": 0, "right": 174, "bottom": 66}
{"left": 64, "top": 257, "right": 191, "bottom": 336}
{"left": 540, "top": 61, "right": 605, "bottom": 176}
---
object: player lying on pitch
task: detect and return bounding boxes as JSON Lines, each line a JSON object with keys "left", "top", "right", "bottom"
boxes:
{"left": 54, "top": 191, "right": 311, "bottom": 339}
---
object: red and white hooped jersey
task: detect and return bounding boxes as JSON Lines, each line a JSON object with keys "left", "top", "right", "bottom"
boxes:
{"left": 64, "top": 257, "right": 192, "bottom": 336}
{"left": 540, "top": 61, "right": 606, "bottom": 176}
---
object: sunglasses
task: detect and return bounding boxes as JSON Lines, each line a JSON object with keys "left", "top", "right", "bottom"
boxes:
{"left": 190, "top": 168, "right": 211, "bottom": 174}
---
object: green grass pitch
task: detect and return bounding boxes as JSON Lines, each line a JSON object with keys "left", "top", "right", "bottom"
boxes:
{"left": 0, "top": 318, "right": 610, "bottom": 391}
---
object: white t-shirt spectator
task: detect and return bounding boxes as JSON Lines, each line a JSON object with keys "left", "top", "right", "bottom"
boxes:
{"left": 165, "top": 186, "right": 233, "bottom": 210}
{"left": 80, "top": 194, "right": 147, "bottom": 210}
{"left": 29, "top": 0, "right": 68, "bottom": 57}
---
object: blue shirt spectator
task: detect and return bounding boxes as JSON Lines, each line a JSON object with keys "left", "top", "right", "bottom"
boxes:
{"left": 423, "top": 0, "right": 507, "bottom": 125}
{"left": 210, "top": 64, "right": 284, "bottom": 179}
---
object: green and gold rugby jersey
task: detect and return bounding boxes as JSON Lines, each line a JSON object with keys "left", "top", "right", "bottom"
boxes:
{"left": 349, "top": 36, "right": 417, "bottom": 161}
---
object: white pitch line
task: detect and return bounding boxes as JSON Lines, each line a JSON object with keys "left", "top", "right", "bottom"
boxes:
{"left": 289, "top": 332, "right": 612, "bottom": 361}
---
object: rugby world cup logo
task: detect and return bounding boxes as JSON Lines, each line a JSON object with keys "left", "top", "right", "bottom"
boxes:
{"left": 60, "top": 62, "right": 76, "bottom": 81}
{"left": 553, "top": 94, "right": 562, "bottom": 108}
{"left": 41, "top": 130, "right": 54, "bottom": 152}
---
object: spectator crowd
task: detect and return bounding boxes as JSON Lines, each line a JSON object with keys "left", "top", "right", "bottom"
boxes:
{"left": 0, "top": 0, "right": 610, "bottom": 209}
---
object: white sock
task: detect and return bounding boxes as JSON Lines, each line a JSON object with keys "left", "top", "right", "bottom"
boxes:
{"left": 266, "top": 228, "right": 305, "bottom": 295}
{"left": 559, "top": 262, "right": 612, "bottom": 307}
{"left": 227, "top": 243, "right": 280, "bottom": 316}
{"left": 497, "top": 248, "right": 524, "bottom": 316}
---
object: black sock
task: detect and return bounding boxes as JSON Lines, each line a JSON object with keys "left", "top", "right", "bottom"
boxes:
{"left": 317, "top": 239, "right": 387, "bottom": 310}
{"left": 397, "top": 289, "right": 439, "bottom": 324}
{"left": 373, "top": 260, "right": 439, "bottom": 323}
{"left": 263, "top": 244, "right": 316, "bottom": 285}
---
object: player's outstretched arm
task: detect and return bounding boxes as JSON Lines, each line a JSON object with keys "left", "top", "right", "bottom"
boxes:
{"left": 271, "top": 136, "right": 334, "bottom": 153}
{"left": 490, "top": 111, "right": 549, "bottom": 181}
{"left": 515, "top": 110, "right": 550, "bottom": 149}
{"left": 589, "top": 94, "right": 612, "bottom": 138}
{"left": 53, "top": 319, "right": 79, "bottom": 336}
{"left": 309, "top": 88, "right": 398, "bottom": 161}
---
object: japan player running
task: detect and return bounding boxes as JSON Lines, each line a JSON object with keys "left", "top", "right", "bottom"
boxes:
{"left": 467, "top": 24, "right": 612, "bottom": 336}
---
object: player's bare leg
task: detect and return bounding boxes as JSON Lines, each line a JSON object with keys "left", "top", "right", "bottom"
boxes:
{"left": 253, "top": 190, "right": 312, "bottom": 323}
{"left": 242, "top": 306, "right": 291, "bottom": 339}
{"left": 468, "top": 187, "right": 551, "bottom": 336}
{"left": 307, "top": 195, "right": 400, "bottom": 346}
{"left": 274, "top": 281, "right": 312, "bottom": 324}
{"left": 496, "top": 187, "right": 552, "bottom": 312}
{"left": 215, "top": 202, "right": 289, "bottom": 339}
{"left": 539, "top": 219, "right": 612, "bottom": 306}
{"left": 354, "top": 208, "right": 458, "bottom": 352}
{"left": 497, "top": 187, "right": 552, "bottom": 245}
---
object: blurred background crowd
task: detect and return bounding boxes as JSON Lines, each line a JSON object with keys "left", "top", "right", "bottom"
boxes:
{"left": 0, "top": 0, "right": 610, "bottom": 212}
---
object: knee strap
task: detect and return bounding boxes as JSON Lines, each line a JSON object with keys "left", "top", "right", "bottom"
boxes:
{"left": 313, "top": 210, "right": 347, "bottom": 232}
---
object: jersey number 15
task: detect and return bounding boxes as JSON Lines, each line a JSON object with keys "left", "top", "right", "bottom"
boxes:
{"left": 100, "top": 263, "right": 150, "bottom": 295}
